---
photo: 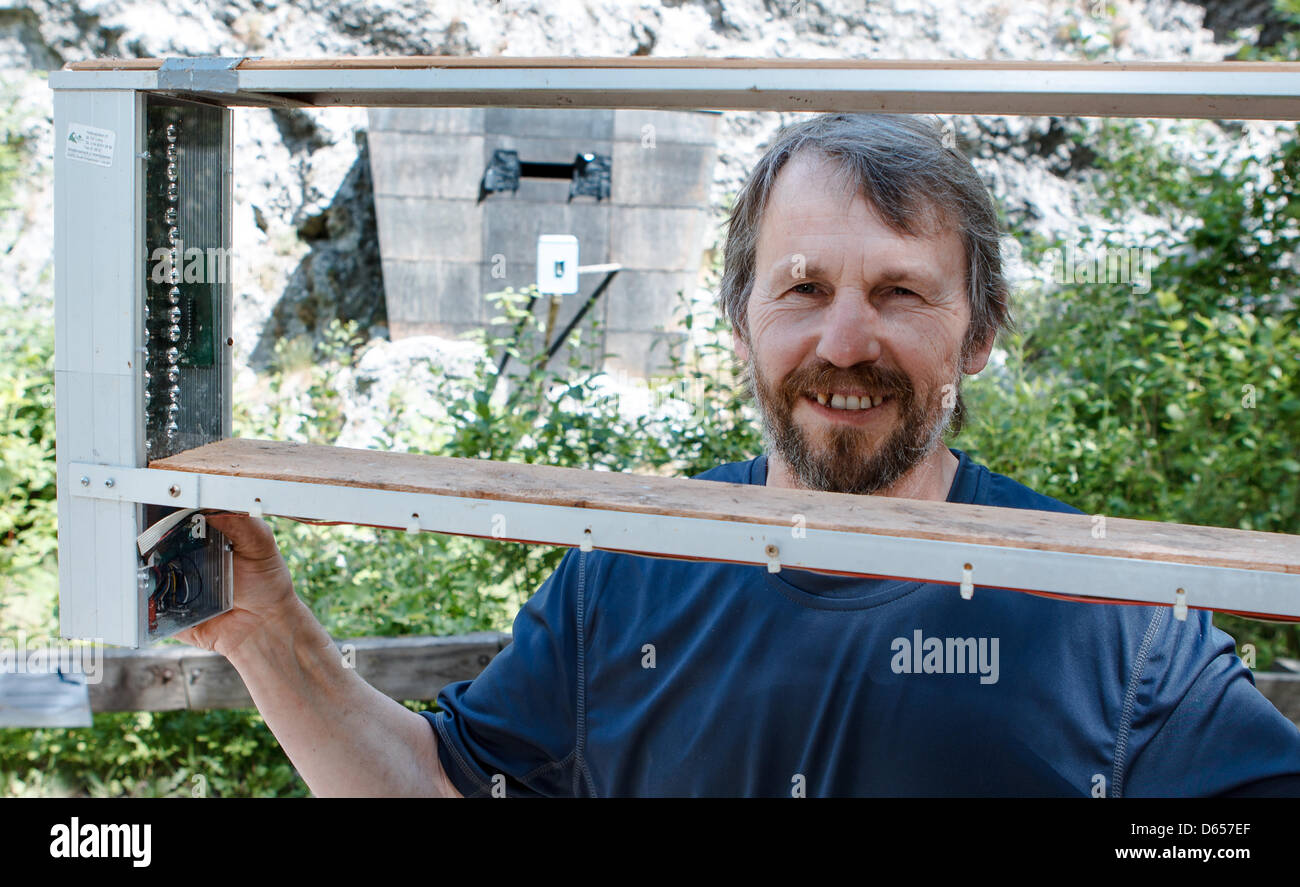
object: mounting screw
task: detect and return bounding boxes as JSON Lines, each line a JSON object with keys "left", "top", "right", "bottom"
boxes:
{"left": 168, "top": 484, "right": 181, "bottom": 498}
{"left": 104, "top": 478, "right": 115, "bottom": 488}
{"left": 79, "top": 476, "right": 89, "bottom": 486}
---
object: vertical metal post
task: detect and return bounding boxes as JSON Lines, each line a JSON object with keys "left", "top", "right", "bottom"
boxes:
{"left": 53, "top": 87, "right": 147, "bottom": 646}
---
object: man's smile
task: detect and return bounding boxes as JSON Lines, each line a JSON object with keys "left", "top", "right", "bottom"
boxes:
{"left": 800, "top": 391, "right": 895, "bottom": 425}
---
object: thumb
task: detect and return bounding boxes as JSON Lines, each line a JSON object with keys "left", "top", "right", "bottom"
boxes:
{"left": 204, "top": 513, "right": 281, "bottom": 561}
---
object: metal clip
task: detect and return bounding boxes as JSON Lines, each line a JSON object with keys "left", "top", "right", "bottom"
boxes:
{"left": 249, "top": 498, "right": 263, "bottom": 519}
{"left": 1173, "top": 587, "right": 1188, "bottom": 622}
{"left": 580, "top": 529, "right": 593, "bottom": 553}
{"left": 960, "top": 563, "right": 974, "bottom": 600}
{"left": 766, "top": 543, "right": 780, "bottom": 574}
{"left": 406, "top": 514, "right": 421, "bottom": 537}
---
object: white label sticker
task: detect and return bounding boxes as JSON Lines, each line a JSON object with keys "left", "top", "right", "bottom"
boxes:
{"left": 65, "top": 122, "right": 115, "bottom": 168}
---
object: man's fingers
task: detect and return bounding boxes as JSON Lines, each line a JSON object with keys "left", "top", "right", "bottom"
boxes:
{"left": 205, "top": 513, "right": 280, "bottom": 561}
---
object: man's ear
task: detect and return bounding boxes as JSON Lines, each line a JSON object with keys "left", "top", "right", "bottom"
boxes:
{"left": 732, "top": 326, "right": 750, "bottom": 363}
{"left": 962, "top": 328, "right": 996, "bottom": 375}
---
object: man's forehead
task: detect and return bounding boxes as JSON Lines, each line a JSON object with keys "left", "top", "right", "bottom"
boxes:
{"left": 755, "top": 204, "right": 961, "bottom": 285}
{"left": 759, "top": 158, "right": 953, "bottom": 247}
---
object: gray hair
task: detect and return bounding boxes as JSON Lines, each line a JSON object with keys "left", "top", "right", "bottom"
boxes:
{"left": 718, "top": 112, "right": 1013, "bottom": 371}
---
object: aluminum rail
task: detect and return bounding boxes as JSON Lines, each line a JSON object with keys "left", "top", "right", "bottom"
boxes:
{"left": 48, "top": 57, "right": 1300, "bottom": 119}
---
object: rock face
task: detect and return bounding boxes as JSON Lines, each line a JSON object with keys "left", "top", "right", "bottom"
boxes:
{"left": 0, "top": 0, "right": 1279, "bottom": 440}
{"left": 249, "top": 124, "right": 386, "bottom": 369}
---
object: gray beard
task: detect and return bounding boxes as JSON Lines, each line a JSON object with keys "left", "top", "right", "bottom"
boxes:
{"left": 748, "top": 356, "right": 960, "bottom": 495}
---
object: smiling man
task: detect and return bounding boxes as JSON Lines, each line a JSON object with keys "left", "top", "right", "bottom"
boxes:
{"left": 731, "top": 136, "right": 991, "bottom": 501}
{"left": 191, "top": 113, "right": 1300, "bottom": 798}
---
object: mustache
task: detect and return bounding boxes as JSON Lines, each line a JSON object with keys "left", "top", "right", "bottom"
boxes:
{"left": 780, "top": 362, "right": 914, "bottom": 401}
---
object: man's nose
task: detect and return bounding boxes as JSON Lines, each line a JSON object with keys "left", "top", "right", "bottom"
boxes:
{"left": 814, "top": 290, "right": 883, "bottom": 368}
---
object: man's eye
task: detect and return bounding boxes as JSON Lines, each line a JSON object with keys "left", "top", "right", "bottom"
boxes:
{"left": 888, "top": 286, "right": 918, "bottom": 297}
{"left": 790, "top": 282, "right": 819, "bottom": 295}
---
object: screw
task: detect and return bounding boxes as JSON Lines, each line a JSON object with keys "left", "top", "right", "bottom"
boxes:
{"left": 104, "top": 478, "right": 115, "bottom": 488}
{"left": 79, "top": 476, "right": 89, "bottom": 486}
{"left": 765, "top": 544, "right": 779, "bottom": 557}
{"left": 168, "top": 484, "right": 181, "bottom": 498}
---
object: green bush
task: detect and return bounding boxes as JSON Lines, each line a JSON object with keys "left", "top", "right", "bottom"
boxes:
{"left": 960, "top": 118, "right": 1300, "bottom": 666}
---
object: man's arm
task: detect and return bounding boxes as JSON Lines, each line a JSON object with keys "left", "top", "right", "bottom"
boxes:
{"left": 177, "top": 514, "right": 461, "bottom": 798}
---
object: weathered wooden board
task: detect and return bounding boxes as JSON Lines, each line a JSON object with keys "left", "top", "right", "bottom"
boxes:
{"left": 66, "top": 57, "right": 1300, "bottom": 72}
{"left": 151, "top": 438, "right": 1300, "bottom": 577}
{"left": 80, "top": 633, "right": 1300, "bottom": 728}
{"left": 90, "top": 633, "right": 509, "bottom": 712}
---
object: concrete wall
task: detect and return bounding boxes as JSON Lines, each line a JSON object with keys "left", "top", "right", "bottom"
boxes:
{"left": 367, "top": 107, "right": 719, "bottom": 379}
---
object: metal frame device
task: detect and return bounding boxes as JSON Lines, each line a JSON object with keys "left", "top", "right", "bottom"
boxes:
{"left": 49, "top": 57, "right": 1300, "bottom": 647}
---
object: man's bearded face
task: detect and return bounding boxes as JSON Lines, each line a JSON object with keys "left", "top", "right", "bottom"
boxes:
{"left": 744, "top": 336, "right": 964, "bottom": 495}
{"left": 736, "top": 149, "right": 982, "bottom": 495}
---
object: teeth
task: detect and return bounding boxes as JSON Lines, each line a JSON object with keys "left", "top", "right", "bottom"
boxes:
{"left": 812, "top": 392, "right": 887, "bottom": 411}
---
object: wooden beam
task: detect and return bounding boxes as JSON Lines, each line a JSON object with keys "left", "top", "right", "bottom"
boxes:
{"left": 1258, "top": 673, "right": 1300, "bottom": 727}
{"left": 52, "top": 56, "right": 1300, "bottom": 119}
{"left": 83, "top": 632, "right": 1300, "bottom": 727}
{"left": 90, "top": 633, "right": 509, "bottom": 712}
{"left": 151, "top": 438, "right": 1300, "bottom": 577}
{"left": 63, "top": 57, "right": 1300, "bottom": 73}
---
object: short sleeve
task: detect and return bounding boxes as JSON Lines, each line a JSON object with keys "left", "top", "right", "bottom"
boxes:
{"left": 1121, "top": 611, "right": 1300, "bottom": 797}
{"left": 421, "top": 547, "right": 594, "bottom": 798}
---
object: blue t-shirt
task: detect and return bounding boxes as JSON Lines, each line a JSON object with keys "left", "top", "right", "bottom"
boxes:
{"left": 423, "top": 448, "right": 1300, "bottom": 797}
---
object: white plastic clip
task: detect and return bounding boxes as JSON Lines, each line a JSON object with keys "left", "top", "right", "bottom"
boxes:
{"left": 766, "top": 544, "right": 780, "bottom": 574}
{"left": 189, "top": 513, "right": 206, "bottom": 540}
{"left": 1173, "top": 587, "right": 1188, "bottom": 622}
{"left": 406, "top": 514, "right": 421, "bottom": 537}
{"left": 580, "top": 529, "right": 593, "bottom": 553}
{"left": 960, "top": 563, "right": 974, "bottom": 600}
{"left": 249, "top": 498, "right": 263, "bottom": 519}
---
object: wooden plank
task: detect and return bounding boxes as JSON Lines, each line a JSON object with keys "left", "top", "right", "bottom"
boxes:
{"left": 64, "top": 57, "right": 1300, "bottom": 73}
{"left": 151, "top": 438, "right": 1300, "bottom": 577}
{"left": 89, "top": 632, "right": 509, "bottom": 712}
{"left": 83, "top": 634, "right": 1300, "bottom": 727}
{"left": 93, "top": 644, "right": 190, "bottom": 711}
{"left": 1255, "top": 674, "right": 1300, "bottom": 726}
{"left": 56, "top": 57, "right": 1300, "bottom": 118}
